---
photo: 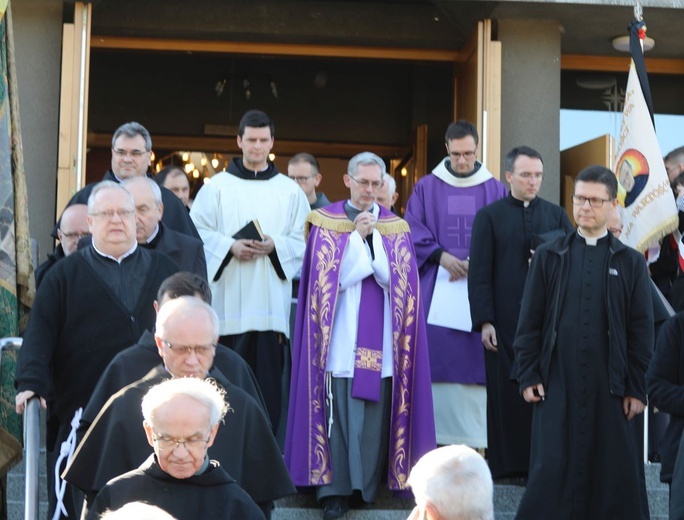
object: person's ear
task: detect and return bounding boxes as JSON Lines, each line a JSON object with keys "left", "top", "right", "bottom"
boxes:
{"left": 143, "top": 421, "right": 155, "bottom": 448}
{"left": 206, "top": 423, "right": 220, "bottom": 448}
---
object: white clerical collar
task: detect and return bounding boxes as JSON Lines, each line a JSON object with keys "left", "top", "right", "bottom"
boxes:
{"left": 347, "top": 200, "right": 379, "bottom": 218}
{"left": 146, "top": 223, "right": 160, "bottom": 244}
{"left": 93, "top": 241, "right": 138, "bottom": 263}
{"left": 432, "top": 158, "right": 494, "bottom": 188}
{"left": 577, "top": 228, "right": 608, "bottom": 246}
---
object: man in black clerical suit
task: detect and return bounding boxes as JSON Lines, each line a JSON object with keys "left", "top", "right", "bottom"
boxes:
{"left": 85, "top": 377, "right": 266, "bottom": 520}
{"left": 15, "top": 182, "right": 179, "bottom": 520}
{"left": 468, "top": 146, "right": 573, "bottom": 481}
{"left": 65, "top": 297, "right": 294, "bottom": 519}
{"left": 513, "top": 165, "right": 653, "bottom": 519}
{"left": 54, "top": 121, "right": 198, "bottom": 239}
{"left": 124, "top": 177, "right": 207, "bottom": 280}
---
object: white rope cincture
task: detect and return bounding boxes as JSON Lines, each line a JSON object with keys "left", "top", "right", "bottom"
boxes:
{"left": 325, "top": 372, "right": 334, "bottom": 438}
{"left": 52, "top": 407, "right": 83, "bottom": 520}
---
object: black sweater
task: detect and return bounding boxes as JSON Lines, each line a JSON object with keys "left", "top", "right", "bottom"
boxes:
{"left": 15, "top": 247, "right": 178, "bottom": 425}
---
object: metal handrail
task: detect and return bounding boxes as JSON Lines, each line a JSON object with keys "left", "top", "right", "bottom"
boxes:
{"left": 24, "top": 397, "right": 40, "bottom": 520}
{"left": 0, "top": 337, "right": 40, "bottom": 520}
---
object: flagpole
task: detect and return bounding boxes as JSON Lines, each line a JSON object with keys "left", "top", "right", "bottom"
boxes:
{"left": 635, "top": 0, "right": 650, "bottom": 466}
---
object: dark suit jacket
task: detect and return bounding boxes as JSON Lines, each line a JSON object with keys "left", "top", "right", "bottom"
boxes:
{"left": 151, "top": 222, "right": 207, "bottom": 280}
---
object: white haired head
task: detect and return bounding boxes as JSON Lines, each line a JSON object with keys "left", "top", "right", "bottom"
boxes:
{"left": 142, "top": 377, "right": 229, "bottom": 429}
{"left": 409, "top": 445, "right": 493, "bottom": 520}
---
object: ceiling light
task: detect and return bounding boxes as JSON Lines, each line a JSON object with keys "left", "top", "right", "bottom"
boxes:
{"left": 612, "top": 35, "right": 654, "bottom": 53}
{"left": 575, "top": 74, "right": 616, "bottom": 90}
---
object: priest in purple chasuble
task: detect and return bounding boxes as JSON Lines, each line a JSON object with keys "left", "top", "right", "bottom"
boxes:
{"left": 284, "top": 152, "right": 435, "bottom": 518}
{"left": 404, "top": 120, "right": 507, "bottom": 448}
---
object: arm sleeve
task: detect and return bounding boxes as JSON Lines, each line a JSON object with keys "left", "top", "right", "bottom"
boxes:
{"left": 468, "top": 209, "right": 496, "bottom": 331}
{"left": 648, "top": 315, "right": 684, "bottom": 414}
{"left": 513, "top": 250, "right": 547, "bottom": 391}
{"left": 404, "top": 183, "right": 443, "bottom": 269}
{"left": 15, "top": 268, "right": 64, "bottom": 397}
{"left": 190, "top": 183, "right": 235, "bottom": 281}
{"left": 624, "top": 256, "right": 655, "bottom": 402}
{"left": 268, "top": 189, "right": 310, "bottom": 281}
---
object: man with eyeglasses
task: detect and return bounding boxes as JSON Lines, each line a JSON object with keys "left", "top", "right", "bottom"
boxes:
{"left": 288, "top": 152, "right": 330, "bottom": 209}
{"left": 404, "top": 120, "right": 506, "bottom": 452}
{"left": 664, "top": 146, "right": 684, "bottom": 183}
{"left": 35, "top": 203, "right": 90, "bottom": 288}
{"left": 513, "top": 165, "right": 653, "bottom": 519}
{"left": 123, "top": 177, "right": 207, "bottom": 280}
{"left": 286, "top": 152, "right": 435, "bottom": 520}
{"left": 191, "top": 110, "right": 310, "bottom": 436}
{"left": 467, "top": 146, "right": 573, "bottom": 483}
{"left": 54, "top": 121, "right": 199, "bottom": 240}
{"left": 85, "top": 377, "right": 266, "bottom": 520}
{"left": 68, "top": 296, "right": 292, "bottom": 519}
{"left": 15, "top": 181, "right": 179, "bottom": 520}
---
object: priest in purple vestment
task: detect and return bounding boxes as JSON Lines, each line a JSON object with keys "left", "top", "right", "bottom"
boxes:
{"left": 285, "top": 152, "right": 435, "bottom": 520}
{"left": 404, "top": 120, "right": 507, "bottom": 448}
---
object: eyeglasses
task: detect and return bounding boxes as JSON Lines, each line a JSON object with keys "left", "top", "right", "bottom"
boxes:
{"left": 60, "top": 231, "right": 90, "bottom": 240}
{"left": 161, "top": 339, "right": 217, "bottom": 357}
{"left": 152, "top": 432, "right": 211, "bottom": 451}
{"left": 89, "top": 209, "right": 136, "bottom": 219}
{"left": 349, "top": 176, "right": 384, "bottom": 189}
{"left": 449, "top": 150, "right": 477, "bottom": 161}
{"left": 289, "top": 175, "right": 315, "bottom": 184}
{"left": 572, "top": 195, "right": 613, "bottom": 208}
{"left": 112, "top": 148, "right": 148, "bottom": 159}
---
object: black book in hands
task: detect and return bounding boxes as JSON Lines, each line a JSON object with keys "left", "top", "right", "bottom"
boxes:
{"left": 232, "top": 219, "right": 265, "bottom": 241}
{"left": 213, "top": 219, "right": 287, "bottom": 282}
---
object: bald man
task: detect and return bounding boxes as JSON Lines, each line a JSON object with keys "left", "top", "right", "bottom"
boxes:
{"left": 35, "top": 204, "right": 89, "bottom": 288}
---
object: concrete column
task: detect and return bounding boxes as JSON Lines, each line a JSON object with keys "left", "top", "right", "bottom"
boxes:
{"left": 13, "top": 0, "right": 63, "bottom": 261}
{"left": 497, "top": 19, "right": 562, "bottom": 203}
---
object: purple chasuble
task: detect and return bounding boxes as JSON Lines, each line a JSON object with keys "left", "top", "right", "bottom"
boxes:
{"left": 284, "top": 201, "right": 436, "bottom": 492}
{"left": 405, "top": 165, "right": 507, "bottom": 384}
{"left": 352, "top": 276, "right": 384, "bottom": 401}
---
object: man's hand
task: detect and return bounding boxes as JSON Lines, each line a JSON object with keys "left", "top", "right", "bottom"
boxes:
{"left": 623, "top": 396, "right": 646, "bottom": 421}
{"left": 439, "top": 252, "right": 468, "bottom": 281}
{"left": 250, "top": 235, "right": 275, "bottom": 256}
{"left": 15, "top": 390, "right": 46, "bottom": 415}
{"left": 522, "top": 383, "right": 545, "bottom": 403}
{"left": 230, "top": 237, "right": 274, "bottom": 261}
{"left": 354, "top": 211, "right": 375, "bottom": 239}
{"left": 481, "top": 322, "right": 498, "bottom": 352}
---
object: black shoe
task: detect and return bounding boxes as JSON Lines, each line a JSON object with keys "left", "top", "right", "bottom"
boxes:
{"left": 322, "top": 496, "right": 350, "bottom": 520}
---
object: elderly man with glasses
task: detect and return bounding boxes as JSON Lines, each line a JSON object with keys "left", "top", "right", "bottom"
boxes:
{"left": 66, "top": 296, "right": 293, "bottom": 520}
{"left": 286, "top": 151, "right": 435, "bottom": 520}
{"left": 85, "top": 377, "right": 266, "bottom": 520}
{"left": 404, "top": 120, "right": 507, "bottom": 452}
{"left": 15, "top": 181, "right": 179, "bottom": 520}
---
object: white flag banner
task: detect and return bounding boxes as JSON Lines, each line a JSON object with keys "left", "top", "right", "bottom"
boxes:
{"left": 615, "top": 61, "right": 677, "bottom": 252}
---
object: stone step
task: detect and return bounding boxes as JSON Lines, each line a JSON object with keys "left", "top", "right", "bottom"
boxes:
{"left": 272, "top": 463, "right": 669, "bottom": 520}
{"left": 5, "top": 452, "right": 670, "bottom": 520}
